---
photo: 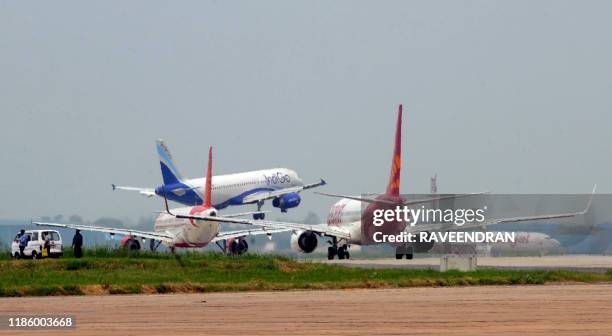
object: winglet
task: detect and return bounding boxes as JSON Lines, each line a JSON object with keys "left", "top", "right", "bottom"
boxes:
{"left": 204, "top": 146, "right": 213, "bottom": 208}
{"left": 581, "top": 184, "right": 597, "bottom": 215}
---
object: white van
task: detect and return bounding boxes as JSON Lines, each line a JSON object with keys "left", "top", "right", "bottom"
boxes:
{"left": 11, "top": 230, "right": 64, "bottom": 259}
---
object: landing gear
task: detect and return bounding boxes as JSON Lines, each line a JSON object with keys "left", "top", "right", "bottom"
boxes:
{"left": 327, "top": 238, "right": 349, "bottom": 260}
{"left": 337, "top": 244, "right": 350, "bottom": 260}
{"left": 253, "top": 201, "right": 266, "bottom": 220}
{"left": 327, "top": 246, "right": 337, "bottom": 260}
{"left": 149, "top": 239, "right": 162, "bottom": 252}
{"left": 395, "top": 244, "right": 414, "bottom": 260}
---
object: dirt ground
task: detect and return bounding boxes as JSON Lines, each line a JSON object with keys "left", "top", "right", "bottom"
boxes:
{"left": 0, "top": 284, "right": 611, "bottom": 335}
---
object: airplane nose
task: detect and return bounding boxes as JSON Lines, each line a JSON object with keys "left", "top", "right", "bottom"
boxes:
{"left": 550, "top": 239, "right": 563, "bottom": 253}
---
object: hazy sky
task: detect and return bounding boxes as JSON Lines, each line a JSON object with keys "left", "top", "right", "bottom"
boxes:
{"left": 1, "top": 1, "right": 611, "bottom": 222}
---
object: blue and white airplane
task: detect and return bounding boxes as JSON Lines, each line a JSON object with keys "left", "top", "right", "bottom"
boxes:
{"left": 112, "top": 140, "right": 326, "bottom": 219}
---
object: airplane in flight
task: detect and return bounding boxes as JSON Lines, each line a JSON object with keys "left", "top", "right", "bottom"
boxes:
{"left": 35, "top": 147, "right": 290, "bottom": 254}
{"left": 169, "top": 104, "right": 594, "bottom": 260}
{"left": 112, "top": 140, "right": 326, "bottom": 219}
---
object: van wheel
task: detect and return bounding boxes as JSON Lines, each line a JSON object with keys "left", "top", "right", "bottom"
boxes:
{"left": 31, "top": 251, "right": 38, "bottom": 259}
{"left": 13, "top": 252, "right": 20, "bottom": 259}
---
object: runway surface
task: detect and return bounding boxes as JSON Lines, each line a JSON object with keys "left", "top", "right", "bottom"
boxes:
{"left": 1, "top": 284, "right": 611, "bottom": 335}
{"left": 320, "top": 255, "right": 612, "bottom": 273}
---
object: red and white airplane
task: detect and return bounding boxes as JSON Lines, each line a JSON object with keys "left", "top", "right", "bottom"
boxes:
{"left": 169, "top": 105, "right": 593, "bottom": 260}
{"left": 35, "top": 148, "right": 290, "bottom": 254}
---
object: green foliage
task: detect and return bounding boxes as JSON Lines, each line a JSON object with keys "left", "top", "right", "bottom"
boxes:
{"left": 0, "top": 252, "right": 609, "bottom": 297}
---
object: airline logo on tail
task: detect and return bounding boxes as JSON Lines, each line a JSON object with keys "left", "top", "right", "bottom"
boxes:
{"left": 385, "top": 104, "right": 402, "bottom": 197}
{"left": 157, "top": 139, "right": 183, "bottom": 185}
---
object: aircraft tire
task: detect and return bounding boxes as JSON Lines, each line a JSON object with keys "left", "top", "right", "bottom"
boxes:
{"left": 327, "top": 246, "right": 337, "bottom": 260}
{"left": 337, "top": 248, "right": 346, "bottom": 260}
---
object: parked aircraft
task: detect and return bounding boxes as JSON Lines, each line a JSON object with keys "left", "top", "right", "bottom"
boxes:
{"left": 427, "top": 175, "right": 564, "bottom": 257}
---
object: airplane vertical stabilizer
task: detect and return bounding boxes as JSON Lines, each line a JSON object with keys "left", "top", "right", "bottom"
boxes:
{"left": 157, "top": 140, "right": 184, "bottom": 185}
{"left": 385, "top": 105, "right": 402, "bottom": 197}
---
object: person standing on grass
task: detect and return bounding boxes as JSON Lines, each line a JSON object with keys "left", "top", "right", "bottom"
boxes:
{"left": 42, "top": 232, "right": 51, "bottom": 257}
{"left": 72, "top": 229, "right": 83, "bottom": 258}
{"left": 18, "top": 229, "right": 29, "bottom": 258}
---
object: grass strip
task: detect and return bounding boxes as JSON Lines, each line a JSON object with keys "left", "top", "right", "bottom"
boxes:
{"left": 0, "top": 250, "right": 610, "bottom": 297}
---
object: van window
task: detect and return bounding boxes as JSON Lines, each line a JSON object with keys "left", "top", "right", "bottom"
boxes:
{"left": 31, "top": 232, "right": 38, "bottom": 241}
{"left": 50, "top": 232, "right": 60, "bottom": 241}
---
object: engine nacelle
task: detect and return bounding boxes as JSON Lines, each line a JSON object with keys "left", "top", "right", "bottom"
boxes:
{"left": 290, "top": 230, "right": 318, "bottom": 253}
{"left": 120, "top": 236, "right": 142, "bottom": 251}
{"left": 226, "top": 238, "right": 249, "bottom": 255}
{"left": 272, "top": 193, "right": 301, "bottom": 211}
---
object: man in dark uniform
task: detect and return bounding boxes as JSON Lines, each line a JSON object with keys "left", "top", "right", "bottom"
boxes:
{"left": 18, "top": 229, "right": 29, "bottom": 258}
{"left": 72, "top": 229, "right": 83, "bottom": 258}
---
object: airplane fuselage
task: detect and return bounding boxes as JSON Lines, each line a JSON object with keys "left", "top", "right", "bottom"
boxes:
{"left": 156, "top": 168, "right": 303, "bottom": 207}
{"left": 325, "top": 196, "right": 408, "bottom": 246}
{"left": 154, "top": 207, "right": 220, "bottom": 248}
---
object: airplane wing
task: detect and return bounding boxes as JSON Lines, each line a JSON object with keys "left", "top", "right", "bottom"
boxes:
{"left": 33, "top": 221, "right": 174, "bottom": 243}
{"left": 404, "top": 187, "right": 595, "bottom": 234}
{"left": 241, "top": 179, "right": 327, "bottom": 204}
{"left": 171, "top": 213, "right": 351, "bottom": 240}
{"left": 111, "top": 184, "right": 156, "bottom": 197}
{"left": 210, "top": 227, "right": 291, "bottom": 243}
{"left": 315, "top": 191, "right": 487, "bottom": 207}
{"left": 218, "top": 211, "right": 270, "bottom": 218}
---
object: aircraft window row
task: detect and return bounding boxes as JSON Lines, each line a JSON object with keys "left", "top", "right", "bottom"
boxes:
{"left": 211, "top": 179, "right": 261, "bottom": 190}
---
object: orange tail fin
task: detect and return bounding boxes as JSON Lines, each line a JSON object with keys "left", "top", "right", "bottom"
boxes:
{"left": 385, "top": 104, "right": 402, "bottom": 196}
{"left": 204, "top": 146, "right": 213, "bottom": 208}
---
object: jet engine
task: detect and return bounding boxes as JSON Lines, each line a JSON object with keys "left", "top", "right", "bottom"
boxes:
{"left": 119, "top": 236, "right": 142, "bottom": 251}
{"left": 226, "top": 237, "right": 249, "bottom": 255}
{"left": 272, "top": 193, "right": 301, "bottom": 212}
{"left": 290, "top": 230, "right": 318, "bottom": 253}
